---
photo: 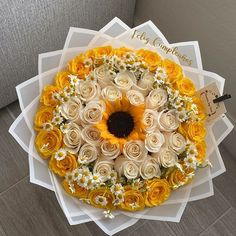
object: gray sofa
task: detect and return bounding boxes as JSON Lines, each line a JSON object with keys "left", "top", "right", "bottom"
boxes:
{"left": 0, "top": 0, "right": 136, "bottom": 109}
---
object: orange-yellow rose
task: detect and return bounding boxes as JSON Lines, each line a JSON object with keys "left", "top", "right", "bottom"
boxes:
{"left": 89, "top": 187, "right": 115, "bottom": 209}
{"left": 35, "top": 128, "right": 63, "bottom": 159}
{"left": 49, "top": 152, "right": 78, "bottom": 177}
{"left": 195, "top": 140, "right": 207, "bottom": 163}
{"left": 137, "top": 49, "right": 162, "bottom": 71}
{"left": 114, "top": 47, "right": 133, "bottom": 58}
{"left": 163, "top": 59, "right": 183, "bottom": 83}
{"left": 181, "top": 121, "right": 206, "bottom": 142}
{"left": 93, "top": 46, "right": 113, "bottom": 58}
{"left": 173, "top": 77, "right": 196, "bottom": 97}
{"left": 62, "top": 180, "right": 89, "bottom": 199}
{"left": 167, "top": 168, "right": 188, "bottom": 189}
{"left": 34, "top": 106, "right": 54, "bottom": 130}
{"left": 119, "top": 187, "right": 145, "bottom": 211}
{"left": 40, "top": 85, "right": 60, "bottom": 107}
{"left": 145, "top": 178, "right": 170, "bottom": 207}
{"left": 55, "top": 71, "right": 71, "bottom": 88}
{"left": 68, "top": 53, "right": 90, "bottom": 79}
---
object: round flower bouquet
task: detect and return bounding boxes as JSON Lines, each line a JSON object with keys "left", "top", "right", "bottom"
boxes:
{"left": 9, "top": 18, "right": 233, "bottom": 235}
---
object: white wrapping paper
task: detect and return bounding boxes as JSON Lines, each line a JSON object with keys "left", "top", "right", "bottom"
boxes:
{"left": 9, "top": 18, "right": 234, "bottom": 235}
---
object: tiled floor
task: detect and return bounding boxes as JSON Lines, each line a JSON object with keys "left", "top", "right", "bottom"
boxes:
{"left": 0, "top": 101, "right": 235, "bottom": 236}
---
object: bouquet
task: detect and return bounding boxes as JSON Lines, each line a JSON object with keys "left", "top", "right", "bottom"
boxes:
{"left": 9, "top": 18, "right": 233, "bottom": 235}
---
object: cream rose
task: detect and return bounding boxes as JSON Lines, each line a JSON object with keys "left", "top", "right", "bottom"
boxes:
{"left": 114, "top": 155, "right": 139, "bottom": 179}
{"left": 165, "top": 132, "right": 186, "bottom": 154}
{"left": 139, "top": 156, "right": 161, "bottom": 179}
{"left": 123, "top": 140, "right": 147, "bottom": 163}
{"left": 157, "top": 110, "right": 179, "bottom": 132}
{"left": 77, "top": 81, "right": 100, "bottom": 102}
{"left": 81, "top": 125, "right": 102, "bottom": 146}
{"left": 138, "top": 71, "right": 155, "bottom": 89}
{"left": 80, "top": 101, "right": 103, "bottom": 124}
{"left": 113, "top": 71, "right": 134, "bottom": 92}
{"left": 63, "top": 122, "right": 82, "bottom": 154}
{"left": 146, "top": 88, "right": 167, "bottom": 110}
{"left": 94, "top": 64, "right": 113, "bottom": 88}
{"left": 78, "top": 143, "right": 98, "bottom": 164}
{"left": 126, "top": 90, "right": 145, "bottom": 106}
{"left": 101, "top": 86, "right": 122, "bottom": 102}
{"left": 143, "top": 109, "right": 158, "bottom": 133}
{"left": 93, "top": 157, "right": 114, "bottom": 182}
{"left": 145, "top": 131, "right": 165, "bottom": 153}
{"left": 100, "top": 140, "right": 120, "bottom": 160}
{"left": 60, "top": 97, "right": 82, "bottom": 122}
{"left": 155, "top": 147, "right": 178, "bottom": 168}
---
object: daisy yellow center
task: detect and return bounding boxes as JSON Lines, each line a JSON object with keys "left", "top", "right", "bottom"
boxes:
{"left": 107, "top": 111, "right": 134, "bottom": 138}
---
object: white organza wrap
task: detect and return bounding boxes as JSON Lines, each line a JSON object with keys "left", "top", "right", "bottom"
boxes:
{"left": 9, "top": 18, "right": 234, "bottom": 235}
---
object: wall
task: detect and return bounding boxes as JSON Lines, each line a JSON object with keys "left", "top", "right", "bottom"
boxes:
{"left": 135, "top": 0, "right": 236, "bottom": 153}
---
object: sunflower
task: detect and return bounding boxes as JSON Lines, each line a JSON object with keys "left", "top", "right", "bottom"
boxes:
{"left": 96, "top": 96, "right": 146, "bottom": 146}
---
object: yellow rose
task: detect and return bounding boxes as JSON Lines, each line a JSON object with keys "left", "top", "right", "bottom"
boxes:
{"left": 137, "top": 49, "right": 161, "bottom": 71}
{"left": 181, "top": 121, "right": 206, "bottom": 142}
{"left": 93, "top": 46, "right": 113, "bottom": 58}
{"left": 192, "top": 96, "right": 207, "bottom": 121}
{"left": 167, "top": 168, "right": 188, "bottom": 189}
{"left": 163, "top": 59, "right": 183, "bottom": 83}
{"left": 89, "top": 187, "right": 115, "bottom": 210}
{"left": 145, "top": 178, "right": 170, "bottom": 207}
{"left": 49, "top": 152, "right": 78, "bottom": 177}
{"left": 195, "top": 140, "right": 207, "bottom": 163}
{"left": 55, "top": 71, "right": 71, "bottom": 88}
{"left": 40, "top": 85, "right": 60, "bottom": 107}
{"left": 34, "top": 106, "right": 54, "bottom": 130}
{"left": 119, "top": 187, "right": 145, "bottom": 211}
{"left": 35, "top": 128, "right": 63, "bottom": 159}
{"left": 114, "top": 47, "right": 133, "bottom": 58}
{"left": 62, "top": 180, "right": 89, "bottom": 199}
{"left": 173, "top": 77, "right": 196, "bottom": 97}
{"left": 68, "top": 53, "right": 90, "bottom": 79}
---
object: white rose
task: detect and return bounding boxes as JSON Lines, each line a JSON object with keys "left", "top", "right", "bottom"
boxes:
{"left": 155, "top": 147, "right": 178, "bottom": 168}
{"left": 126, "top": 90, "right": 145, "bottom": 106}
{"left": 143, "top": 109, "right": 158, "bottom": 133}
{"left": 139, "top": 156, "right": 161, "bottom": 180}
{"left": 78, "top": 81, "right": 101, "bottom": 102}
{"left": 78, "top": 143, "right": 98, "bottom": 164}
{"left": 81, "top": 125, "right": 102, "bottom": 146}
{"left": 101, "top": 86, "right": 122, "bottom": 102}
{"left": 146, "top": 88, "right": 167, "bottom": 110}
{"left": 93, "top": 157, "right": 114, "bottom": 182}
{"left": 165, "top": 132, "right": 186, "bottom": 154}
{"left": 113, "top": 71, "right": 134, "bottom": 92}
{"left": 157, "top": 110, "right": 180, "bottom": 132}
{"left": 114, "top": 155, "right": 139, "bottom": 179}
{"left": 94, "top": 64, "right": 113, "bottom": 88}
{"left": 80, "top": 101, "right": 103, "bottom": 124}
{"left": 101, "top": 140, "right": 120, "bottom": 160}
{"left": 145, "top": 131, "right": 165, "bottom": 153}
{"left": 60, "top": 97, "right": 82, "bottom": 122}
{"left": 63, "top": 122, "right": 82, "bottom": 154}
{"left": 123, "top": 140, "right": 147, "bottom": 163}
{"left": 138, "top": 71, "right": 155, "bottom": 89}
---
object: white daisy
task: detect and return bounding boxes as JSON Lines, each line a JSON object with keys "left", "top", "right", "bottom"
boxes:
{"left": 42, "top": 122, "right": 53, "bottom": 131}
{"left": 55, "top": 148, "right": 67, "bottom": 161}
{"left": 52, "top": 115, "right": 63, "bottom": 125}
{"left": 103, "top": 210, "right": 114, "bottom": 219}
{"left": 95, "top": 195, "right": 108, "bottom": 206}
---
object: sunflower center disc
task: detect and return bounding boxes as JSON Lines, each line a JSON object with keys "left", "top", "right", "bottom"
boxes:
{"left": 107, "top": 111, "right": 134, "bottom": 138}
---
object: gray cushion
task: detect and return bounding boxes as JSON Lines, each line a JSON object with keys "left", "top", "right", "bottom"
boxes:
{"left": 0, "top": 0, "right": 136, "bottom": 108}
